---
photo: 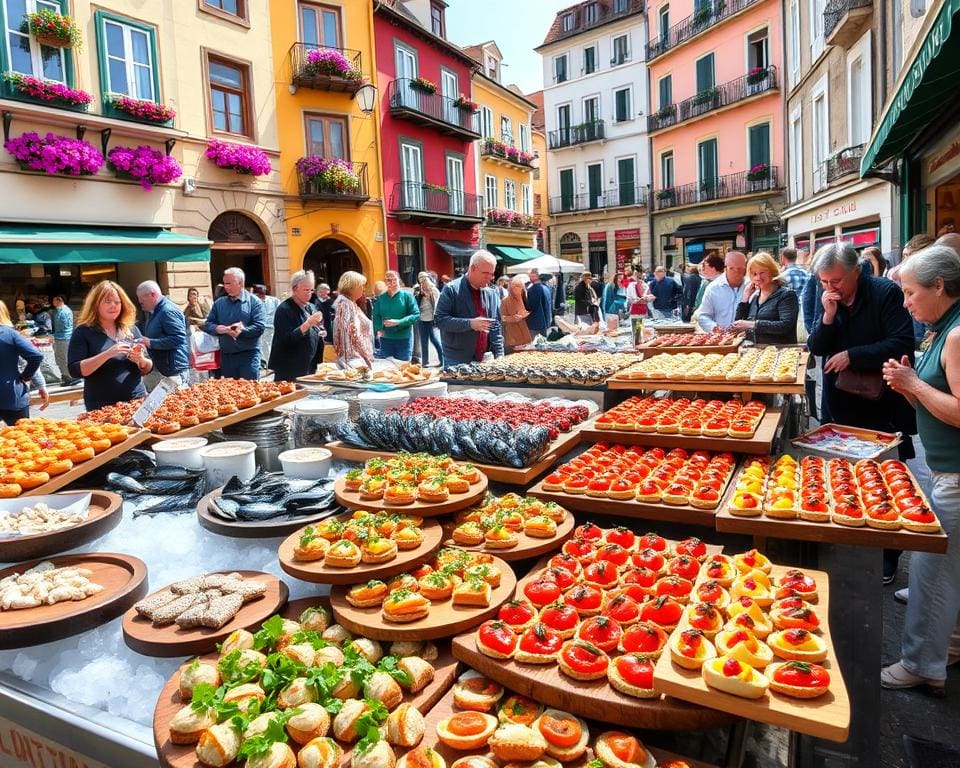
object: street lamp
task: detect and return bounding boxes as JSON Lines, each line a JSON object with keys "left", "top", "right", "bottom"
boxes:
{"left": 355, "top": 83, "right": 378, "bottom": 116}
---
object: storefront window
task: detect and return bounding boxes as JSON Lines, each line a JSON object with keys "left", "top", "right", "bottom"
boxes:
{"left": 935, "top": 177, "right": 960, "bottom": 236}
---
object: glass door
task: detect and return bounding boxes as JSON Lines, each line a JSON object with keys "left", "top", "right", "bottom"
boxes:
{"left": 401, "top": 143, "right": 423, "bottom": 209}
{"left": 446, "top": 155, "right": 464, "bottom": 215}
{"left": 558, "top": 104, "right": 571, "bottom": 146}
{"left": 395, "top": 45, "right": 418, "bottom": 109}
{"left": 441, "top": 69, "right": 458, "bottom": 126}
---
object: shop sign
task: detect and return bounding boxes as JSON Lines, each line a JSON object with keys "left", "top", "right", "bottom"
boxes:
{"left": 929, "top": 139, "right": 960, "bottom": 176}
{"left": 615, "top": 228, "right": 641, "bottom": 240}
{"left": 809, "top": 201, "right": 857, "bottom": 226}
{"left": 735, "top": 234, "right": 746, "bottom": 248}
{"left": 588, "top": 232, "right": 606, "bottom": 241}
{"left": 0, "top": 716, "right": 109, "bottom": 768}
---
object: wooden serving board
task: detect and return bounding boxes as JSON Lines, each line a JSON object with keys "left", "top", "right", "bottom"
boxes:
{"left": 0, "top": 553, "right": 148, "bottom": 649}
{"left": 326, "top": 424, "right": 584, "bottom": 485}
{"left": 122, "top": 571, "right": 289, "bottom": 658}
{"left": 277, "top": 514, "right": 444, "bottom": 585}
{"left": 147, "top": 388, "right": 307, "bottom": 441}
{"left": 154, "top": 598, "right": 460, "bottom": 768}
{"left": 297, "top": 374, "right": 441, "bottom": 390}
{"left": 196, "top": 487, "right": 344, "bottom": 540}
{"left": 31, "top": 384, "right": 84, "bottom": 406}
{"left": 0, "top": 491, "right": 123, "bottom": 563}
{"left": 639, "top": 338, "right": 744, "bottom": 356}
{"left": 331, "top": 554, "right": 516, "bottom": 641}
{"left": 791, "top": 422, "right": 903, "bottom": 461}
{"left": 578, "top": 407, "right": 783, "bottom": 456}
{"left": 441, "top": 512, "right": 576, "bottom": 562}
{"left": 334, "top": 474, "right": 488, "bottom": 517}
{"left": 23, "top": 429, "right": 151, "bottom": 498}
{"left": 653, "top": 564, "right": 850, "bottom": 743}
{"left": 411, "top": 681, "right": 722, "bottom": 768}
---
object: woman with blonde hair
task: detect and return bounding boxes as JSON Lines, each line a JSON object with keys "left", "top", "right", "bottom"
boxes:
{"left": 332, "top": 271, "right": 374, "bottom": 368}
{"left": 68, "top": 280, "right": 152, "bottom": 411}
{"left": 0, "top": 300, "right": 46, "bottom": 423}
{"left": 500, "top": 275, "right": 532, "bottom": 352}
{"left": 732, "top": 251, "right": 799, "bottom": 344}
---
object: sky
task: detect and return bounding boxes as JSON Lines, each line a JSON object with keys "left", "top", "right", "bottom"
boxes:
{"left": 445, "top": 0, "right": 576, "bottom": 96}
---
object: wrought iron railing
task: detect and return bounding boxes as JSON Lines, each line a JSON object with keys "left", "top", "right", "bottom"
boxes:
{"left": 647, "top": 66, "right": 778, "bottom": 132}
{"left": 297, "top": 161, "right": 369, "bottom": 201}
{"left": 646, "top": 0, "right": 762, "bottom": 60}
{"left": 653, "top": 167, "right": 779, "bottom": 210}
{"left": 290, "top": 43, "right": 363, "bottom": 91}
{"left": 390, "top": 181, "right": 483, "bottom": 219}
{"left": 388, "top": 79, "right": 481, "bottom": 136}
{"left": 486, "top": 210, "right": 540, "bottom": 230}
{"left": 824, "top": 0, "right": 872, "bottom": 38}
{"left": 480, "top": 140, "right": 535, "bottom": 168}
{"left": 549, "top": 0, "right": 644, "bottom": 44}
{"left": 549, "top": 185, "right": 648, "bottom": 214}
{"left": 826, "top": 145, "right": 864, "bottom": 184}
{"left": 548, "top": 120, "right": 605, "bottom": 150}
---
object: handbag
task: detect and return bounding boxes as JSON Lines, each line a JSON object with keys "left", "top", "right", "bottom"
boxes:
{"left": 835, "top": 369, "right": 885, "bottom": 400}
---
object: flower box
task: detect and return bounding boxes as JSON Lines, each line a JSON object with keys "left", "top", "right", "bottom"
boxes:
{"left": 692, "top": 87, "right": 718, "bottom": 107}
{"left": 653, "top": 104, "right": 676, "bottom": 121}
{"left": 296, "top": 156, "right": 360, "bottom": 194}
{"left": 107, "top": 144, "right": 182, "bottom": 190}
{"left": 453, "top": 95, "right": 478, "bottom": 112}
{"left": 656, "top": 189, "right": 675, "bottom": 200}
{"left": 304, "top": 48, "right": 361, "bottom": 80}
{"left": 25, "top": 9, "right": 82, "bottom": 49}
{"left": 746, "top": 67, "right": 769, "bottom": 85}
{"left": 5, "top": 131, "right": 103, "bottom": 176}
{"left": 410, "top": 77, "right": 437, "bottom": 94}
{"left": 105, "top": 95, "right": 176, "bottom": 126}
{"left": 205, "top": 139, "right": 271, "bottom": 176}
{"left": 746, "top": 163, "right": 770, "bottom": 182}
{"left": 2, "top": 72, "right": 91, "bottom": 111}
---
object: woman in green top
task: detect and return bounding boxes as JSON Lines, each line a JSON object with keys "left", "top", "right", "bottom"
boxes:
{"left": 372, "top": 271, "right": 420, "bottom": 361}
{"left": 881, "top": 244, "right": 960, "bottom": 692}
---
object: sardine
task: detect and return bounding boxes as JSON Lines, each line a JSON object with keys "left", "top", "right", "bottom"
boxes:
{"left": 131, "top": 487, "right": 203, "bottom": 517}
{"left": 107, "top": 472, "right": 151, "bottom": 495}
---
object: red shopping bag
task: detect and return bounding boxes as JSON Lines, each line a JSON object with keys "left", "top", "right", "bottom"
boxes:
{"left": 191, "top": 350, "right": 220, "bottom": 371}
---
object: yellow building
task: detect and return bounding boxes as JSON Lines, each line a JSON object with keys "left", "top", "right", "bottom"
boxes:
{"left": 463, "top": 42, "right": 538, "bottom": 265}
{"left": 529, "top": 91, "right": 548, "bottom": 255}
{"left": 271, "top": 0, "right": 387, "bottom": 291}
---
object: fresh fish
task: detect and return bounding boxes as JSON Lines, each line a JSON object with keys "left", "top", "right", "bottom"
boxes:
{"left": 107, "top": 472, "right": 151, "bottom": 495}
{"left": 138, "top": 478, "right": 200, "bottom": 495}
{"left": 210, "top": 497, "right": 240, "bottom": 520}
{"left": 131, "top": 487, "right": 204, "bottom": 517}
{"left": 150, "top": 465, "right": 204, "bottom": 480}
{"left": 335, "top": 421, "right": 376, "bottom": 450}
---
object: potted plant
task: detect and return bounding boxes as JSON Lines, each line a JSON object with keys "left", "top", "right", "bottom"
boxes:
{"left": 2, "top": 72, "right": 92, "bottom": 110}
{"left": 410, "top": 77, "right": 437, "bottom": 94}
{"left": 518, "top": 151, "right": 535, "bottom": 166}
{"left": 424, "top": 182, "right": 448, "bottom": 193}
{"left": 107, "top": 94, "right": 176, "bottom": 125}
{"left": 453, "top": 95, "right": 478, "bottom": 112}
{"left": 5, "top": 131, "right": 103, "bottom": 176}
{"left": 505, "top": 145, "right": 520, "bottom": 162}
{"left": 24, "top": 8, "right": 82, "bottom": 48}
{"left": 107, "top": 144, "right": 182, "bottom": 190}
{"left": 304, "top": 48, "right": 361, "bottom": 80}
{"left": 653, "top": 103, "right": 676, "bottom": 121}
{"left": 692, "top": 86, "right": 718, "bottom": 107}
{"left": 205, "top": 139, "right": 271, "bottom": 176}
{"left": 693, "top": 4, "right": 713, "bottom": 27}
{"left": 746, "top": 67, "right": 769, "bottom": 85}
{"left": 747, "top": 163, "right": 770, "bottom": 182}
{"left": 656, "top": 188, "right": 675, "bottom": 201}
{"left": 296, "top": 156, "right": 360, "bottom": 193}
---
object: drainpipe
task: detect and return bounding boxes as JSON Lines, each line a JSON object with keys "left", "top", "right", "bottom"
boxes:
{"left": 780, "top": 0, "right": 789, "bottom": 246}
{"left": 644, "top": 10, "right": 655, "bottom": 269}
{"left": 371, "top": 1, "right": 391, "bottom": 277}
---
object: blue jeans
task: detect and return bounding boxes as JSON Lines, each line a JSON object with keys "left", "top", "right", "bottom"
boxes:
{"left": 901, "top": 470, "right": 960, "bottom": 680}
{"left": 220, "top": 349, "right": 260, "bottom": 380}
{"left": 376, "top": 336, "right": 413, "bottom": 361}
{"left": 417, "top": 320, "right": 443, "bottom": 367}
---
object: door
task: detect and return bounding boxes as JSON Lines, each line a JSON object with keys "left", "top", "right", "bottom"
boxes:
{"left": 588, "top": 163, "right": 603, "bottom": 209}
{"left": 401, "top": 143, "right": 423, "bottom": 209}
{"left": 560, "top": 169, "right": 575, "bottom": 212}
{"left": 446, "top": 156, "right": 465, "bottom": 215}
{"left": 558, "top": 105, "right": 571, "bottom": 146}
{"left": 395, "top": 46, "right": 418, "bottom": 109}
{"left": 748, "top": 123, "right": 771, "bottom": 188}
{"left": 617, "top": 158, "right": 636, "bottom": 206}
{"left": 441, "top": 69, "right": 458, "bottom": 125}
{"left": 300, "top": 3, "right": 341, "bottom": 47}
{"left": 698, "top": 139, "right": 718, "bottom": 200}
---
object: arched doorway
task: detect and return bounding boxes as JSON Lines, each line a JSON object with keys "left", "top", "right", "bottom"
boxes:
{"left": 303, "top": 237, "right": 362, "bottom": 291}
{"left": 208, "top": 212, "right": 268, "bottom": 291}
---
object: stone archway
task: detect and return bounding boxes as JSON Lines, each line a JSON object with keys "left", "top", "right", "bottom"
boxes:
{"left": 303, "top": 237, "right": 362, "bottom": 291}
{"left": 208, "top": 212, "right": 269, "bottom": 291}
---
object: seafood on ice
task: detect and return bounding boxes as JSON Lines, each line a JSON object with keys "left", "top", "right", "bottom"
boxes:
{"left": 0, "top": 560, "right": 103, "bottom": 611}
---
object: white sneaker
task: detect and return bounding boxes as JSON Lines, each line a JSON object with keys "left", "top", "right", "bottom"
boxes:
{"left": 894, "top": 588, "right": 908, "bottom": 605}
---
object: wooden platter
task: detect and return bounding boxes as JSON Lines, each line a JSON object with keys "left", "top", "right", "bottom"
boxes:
{"left": 277, "top": 514, "right": 445, "bottom": 585}
{"left": 326, "top": 424, "right": 585, "bottom": 485}
{"left": 412, "top": 680, "right": 722, "bottom": 768}
{"left": 0, "top": 553, "right": 148, "bottom": 650}
{"left": 638, "top": 338, "right": 744, "bottom": 357}
{"left": 147, "top": 387, "right": 307, "bottom": 441}
{"left": 441, "top": 512, "right": 576, "bottom": 562}
{"left": 0, "top": 491, "right": 123, "bottom": 563}
{"left": 653, "top": 564, "right": 850, "bottom": 743}
{"left": 196, "top": 487, "right": 343, "bottom": 540}
{"left": 154, "top": 598, "right": 460, "bottom": 768}
{"left": 331, "top": 554, "right": 516, "bottom": 641}
{"left": 31, "top": 384, "right": 83, "bottom": 406}
{"left": 122, "top": 570, "right": 289, "bottom": 658}
{"left": 23, "top": 428, "right": 151, "bottom": 497}
{"left": 528, "top": 468, "right": 739, "bottom": 528}
{"left": 578, "top": 407, "right": 783, "bottom": 456}
{"left": 334, "top": 474, "right": 488, "bottom": 517}
{"left": 297, "top": 373, "right": 441, "bottom": 390}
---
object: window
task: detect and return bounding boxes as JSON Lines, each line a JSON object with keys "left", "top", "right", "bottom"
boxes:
{"left": 202, "top": 0, "right": 246, "bottom": 23}
{"left": 554, "top": 55, "right": 568, "bottom": 83}
{"left": 893, "top": 0, "right": 904, "bottom": 76}
{"left": 661, "top": 151, "right": 674, "bottom": 189}
{"left": 587, "top": 163, "right": 603, "bottom": 208}
{"left": 486, "top": 54, "right": 498, "bottom": 80}
{"left": 747, "top": 28, "right": 768, "bottom": 70}
{"left": 300, "top": 2, "right": 341, "bottom": 48}
{"left": 612, "top": 34, "right": 629, "bottom": 65}
{"left": 561, "top": 13, "right": 574, "bottom": 32}
{"left": 614, "top": 87, "right": 631, "bottom": 122}
{"left": 206, "top": 53, "right": 252, "bottom": 137}
{"left": 847, "top": 32, "right": 872, "bottom": 147}
{"left": 695, "top": 53, "right": 715, "bottom": 91}
{"left": 400, "top": 142, "right": 424, "bottom": 207}
{"left": 397, "top": 238, "right": 424, "bottom": 290}
{"left": 789, "top": 0, "right": 800, "bottom": 86}
{"left": 809, "top": 0, "right": 825, "bottom": 60}
{"left": 583, "top": 45, "right": 597, "bottom": 75}
{"left": 748, "top": 122, "right": 771, "bottom": 170}
{"left": 519, "top": 124, "right": 530, "bottom": 152}
{"left": 789, "top": 105, "right": 803, "bottom": 201}
{"left": 557, "top": 104, "right": 571, "bottom": 142}
{"left": 481, "top": 106, "right": 494, "bottom": 139}
{"left": 585, "top": 3, "right": 599, "bottom": 23}
{"left": 446, "top": 155, "right": 464, "bottom": 214}
{"left": 658, "top": 6, "right": 670, "bottom": 45}
{"left": 583, "top": 96, "right": 599, "bottom": 124}
{"left": 617, "top": 157, "right": 636, "bottom": 205}
{"left": 522, "top": 184, "right": 532, "bottom": 215}
{"left": 559, "top": 168, "right": 575, "bottom": 210}
{"left": 505, "top": 179, "right": 517, "bottom": 210}
{"left": 501, "top": 116, "right": 513, "bottom": 143}
{"left": 97, "top": 14, "right": 158, "bottom": 102}
{"left": 659, "top": 75, "right": 672, "bottom": 109}
{"left": 614, "top": 0, "right": 629, "bottom": 11}
{"left": 811, "top": 76, "right": 829, "bottom": 191}
{"left": 698, "top": 139, "right": 718, "bottom": 187}
{"left": 305, "top": 114, "right": 347, "bottom": 159}
{"left": 5, "top": 1, "right": 69, "bottom": 83}
{"left": 430, "top": 2, "right": 445, "bottom": 37}
{"left": 485, "top": 175, "right": 498, "bottom": 210}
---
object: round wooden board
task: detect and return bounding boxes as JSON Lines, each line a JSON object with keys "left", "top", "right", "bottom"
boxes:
{"left": 196, "top": 487, "right": 345, "bottom": 540}
{"left": 0, "top": 553, "right": 148, "bottom": 650}
{"left": 0, "top": 491, "right": 123, "bottom": 563}
{"left": 441, "top": 512, "right": 576, "bottom": 562}
{"left": 334, "top": 474, "right": 488, "bottom": 517}
{"left": 277, "top": 514, "right": 445, "bottom": 585}
{"left": 122, "top": 571, "right": 289, "bottom": 658}
{"left": 153, "top": 597, "right": 462, "bottom": 768}
{"left": 330, "top": 554, "right": 516, "bottom": 641}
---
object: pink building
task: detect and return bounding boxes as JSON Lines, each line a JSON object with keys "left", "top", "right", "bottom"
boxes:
{"left": 646, "top": 0, "right": 786, "bottom": 266}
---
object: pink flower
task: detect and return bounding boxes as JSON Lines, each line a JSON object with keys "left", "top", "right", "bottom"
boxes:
{"left": 3, "top": 72, "right": 92, "bottom": 107}
{"left": 108, "top": 144, "right": 182, "bottom": 190}
{"left": 205, "top": 139, "right": 271, "bottom": 176}
{"left": 5, "top": 131, "right": 103, "bottom": 176}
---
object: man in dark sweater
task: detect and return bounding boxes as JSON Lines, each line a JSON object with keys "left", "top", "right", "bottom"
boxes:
{"left": 681, "top": 264, "right": 702, "bottom": 321}
{"left": 525, "top": 268, "right": 553, "bottom": 338}
{"left": 649, "top": 266, "right": 682, "bottom": 319}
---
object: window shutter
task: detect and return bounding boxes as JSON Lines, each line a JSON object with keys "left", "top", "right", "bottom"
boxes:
{"left": 696, "top": 54, "right": 715, "bottom": 90}
{"left": 659, "top": 76, "right": 672, "bottom": 107}
{"left": 749, "top": 124, "right": 771, "bottom": 168}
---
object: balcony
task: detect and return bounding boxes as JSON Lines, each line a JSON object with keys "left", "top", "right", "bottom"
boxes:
{"left": 647, "top": 66, "right": 778, "bottom": 133}
{"left": 549, "top": 185, "right": 648, "bottom": 214}
{"left": 646, "top": 0, "right": 763, "bottom": 60}
{"left": 546, "top": 0, "right": 644, "bottom": 45}
{"left": 388, "top": 79, "right": 481, "bottom": 141}
{"left": 825, "top": 0, "right": 873, "bottom": 47}
{"left": 290, "top": 44, "right": 365, "bottom": 94}
{"left": 297, "top": 161, "right": 370, "bottom": 204}
{"left": 480, "top": 139, "right": 535, "bottom": 169}
{"left": 548, "top": 120, "right": 605, "bottom": 150}
{"left": 390, "top": 182, "right": 484, "bottom": 228}
{"left": 486, "top": 210, "right": 540, "bottom": 231}
{"left": 653, "top": 167, "right": 779, "bottom": 211}
{"left": 826, "top": 145, "right": 864, "bottom": 184}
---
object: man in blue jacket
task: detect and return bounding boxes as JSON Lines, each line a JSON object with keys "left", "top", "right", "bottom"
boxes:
{"left": 204, "top": 267, "right": 266, "bottom": 380}
{"left": 649, "top": 266, "right": 683, "bottom": 318}
{"left": 435, "top": 250, "right": 504, "bottom": 366}
{"left": 136, "top": 281, "right": 189, "bottom": 389}
{"left": 525, "top": 268, "right": 553, "bottom": 339}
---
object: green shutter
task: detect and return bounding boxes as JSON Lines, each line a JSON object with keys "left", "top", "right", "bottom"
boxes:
{"left": 618, "top": 158, "right": 635, "bottom": 205}
{"left": 659, "top": 76, "right": 672, "bottom": 108}
{"left": 560, "top": 169, "right": 574, "bottom": 210}
{"left": 696, "top": 54, "right": 715, "bottom": 91}
{"left": 699, "top": 139, "right": 717, "bottom": 184}
{"left": 615, "top": 89, "right": 628, "bottom": 121}
{"left": 749, "top": 123, "right": 771, "bottom": 168}
{"left": 588, "top": 164, "right": 602, "bottom": 208}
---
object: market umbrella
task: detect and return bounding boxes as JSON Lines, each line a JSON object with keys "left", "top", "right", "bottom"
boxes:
{"left": 504, "top": 254, "right": 585, "bottom": 275}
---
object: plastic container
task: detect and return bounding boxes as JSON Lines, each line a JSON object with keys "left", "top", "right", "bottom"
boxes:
{"left": 279, "top": 447, "right": 332, "bottom": 479}
{"left": 357, "top": 390, "right": 410, "bottom": 412}
{"left": 222, "top": 413, "right": 290, "bottom": 472}
{"left": 406, "top": 381, "right": 448, "bottom": 400}
{"left": 291, "top": 398, "right": 349, "bottom": 448}
{"left": 152, "top": 437, "right": 208, "bottom": 470}
{"left": 199, "top": 441, "right": 258, "bottom": 488}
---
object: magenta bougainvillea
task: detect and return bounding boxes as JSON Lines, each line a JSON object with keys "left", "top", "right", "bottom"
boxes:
{"left": 296, "top": 156, "right": 359, "bottom": 191}
{"left": 5, "top": 131, "right": 103, "bottom": 176}
{"left": 487, "top": 209, "right": 536, "bottom": 228}
{"left": 107, "top": 145, "right": 182, "bottom": 190}
{"left": 304, "top": 48, "right": 360, "bottom": 79}
{"left": 3, "top": 72, "right": 92, "bottom": 107}
{"left": 109, "top": 95, "right": 176, "bottom": 123}
{"left": 204, "top": 139, "right": 271, "bottom": 176}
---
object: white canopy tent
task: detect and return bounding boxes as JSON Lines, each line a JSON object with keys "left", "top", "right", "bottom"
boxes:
{"left": 504, "top": 254, "right": 585, "bottom": 275}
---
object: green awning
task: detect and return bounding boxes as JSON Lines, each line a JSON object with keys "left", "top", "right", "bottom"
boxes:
{"left": 0, "top": 224, "right": 212, "bottom": 264}
{"left": 861, "top": 0, "right": 960, "bottom": 176}
{"left": 487, "top": 245, "right": 545, "bottom": 264}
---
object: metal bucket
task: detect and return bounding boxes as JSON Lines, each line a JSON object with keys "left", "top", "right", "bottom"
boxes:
{"left": 222, "top": 411, "right": 291, "bottom": 472}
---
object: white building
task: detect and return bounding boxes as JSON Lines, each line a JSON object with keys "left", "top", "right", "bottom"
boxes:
{"left": 537, "top": 0, "right": 650, "bottom": 275}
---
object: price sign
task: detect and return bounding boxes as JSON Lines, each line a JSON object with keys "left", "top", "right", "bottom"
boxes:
{"left": 132, "top": 378, "right": 176, "bottom": 426}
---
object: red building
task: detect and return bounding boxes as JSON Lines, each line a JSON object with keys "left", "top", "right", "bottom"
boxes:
{"left": 374, "top": 0, "right": 483, "bottom": 284}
